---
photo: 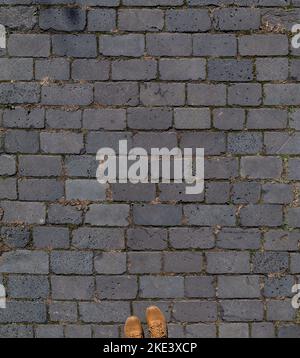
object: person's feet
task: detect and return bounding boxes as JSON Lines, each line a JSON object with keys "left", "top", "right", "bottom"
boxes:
{"left": 124, "top": 316, "right": 144, "bottom": 338}
{"left": 146, "top": 306, "right": 168, "bottom": 339}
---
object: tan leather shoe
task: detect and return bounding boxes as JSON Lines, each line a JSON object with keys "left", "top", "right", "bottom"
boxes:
{"left": 124, "top": 316, "right": 144, "bottom": 338}
{"left": 146, "top": 306, "right": 168, "bottom": 339}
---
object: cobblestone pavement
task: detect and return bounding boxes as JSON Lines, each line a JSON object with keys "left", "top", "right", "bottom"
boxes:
{"left": 0, "top": 0, "right": 300, "bottom": 338}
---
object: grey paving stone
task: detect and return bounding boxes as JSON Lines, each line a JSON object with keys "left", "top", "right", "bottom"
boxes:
{"left": 18, "top": 179, "right": 64, "bottom": 201}
{"left": 85, "top": 204, "right": 130, "bottom": 226}
{"left": 256, "top": 58, "right": 288, "bottom": 81}
{"left": 213, "top": 8, "right": 260, "bottom": 30}
{"left": 5, "top": 130, "right": 39, "bottom": 153}
{"left": 289, "top": 159, "right": 300, "bottom": 180}
{"left": 208, "top": 59, "right": 253, "bottom": 82}
{"left": 206, "top": 181, "right": 230, "bottom": 204}
{"left": 8, "top": 34, "right": 50, "bottom": 57}
{"left": 0, "top": 83, "right": 40, "bottom": 104}
{"left": 218, "top": 276, "right": 261, "bottom": 299}
{"left": 184, "top": 205, "right": 236, "bottom": 227}
{"left": 140, "top": 83, "right": 185, "bottom": 106}
{"left": 51, "top": 251, "right": 93, "bottom": 275}
{"left": 41, "top": 84, "right": 93, "bottom": 106}
{"left": 40, "top": 8, "right": 86, "bottom": 31}
{"left": 127, "top": 228, "right": 168, "bottom": 250}
{"left": 35, "top": 325, "right": 64, "bottom": 338}
{"left": 228, "top": 132, "right": 263, "bottom": 154}
{"left": 239, "top": 35, "right": 288, "bottom": 56}
{"left": 83, "top": 109, "right": 125, "bottom": 130}
{"left": 0, "top": 58, "right": 33, "bottom": 81}
{"left": 47, "top": 204, "right": 82, "bottom": 225}
{"left": 112, "top": 183, "right": 156, "bottom": 202}
{"left": 128, "top": 108, "right": 172, "bottom": 130}
{"left": 73, "top": 228, "right": 125, "bottom": 250}
{"left": 193, "top": 34, "right": 237, "bottom": 56}
{"left": 180, "top": 132, "right": 226, "bottom": 155}
{"left": 228, "top": 83, "right": 262, "bottom": 106}
{"left": 247, "top": 109, "right": 287, "bottom": 129}
{"left": 65, "top": 155, "right": 98, "bottom": 178}
{"left": 0, "top": 201, "right": 46, "bottom": 224}
{"left": 52, "top": 35, "right": 97, "bottom": 58}
{"left": 253, "top": 252, "right": 289, "bottom": 274}
{"left": 173, "top": 301, "right": 217, "bottom": 322}
{"left": 49, "top": 302, "right": 78, "bottom": 322}
{"left": 133, "top": 204, "right": 182, "bottom": 226}
{"left": 95, "top": 252, "right": 127, "bottom": 274}
{"left": 0, "top": 155, "right": 16, "bottom": 175}
{"left": 251, "top": 323, "right": 275, "bottom": 339}
{"left": 0, "top": 0, "right": 298, "bottom": 337}
{"left": 278, "top": 325, "right": 300, "bottom": 338}
{"left": 0, "top": 178, "right": 17, "bottom": 199}
{"left": 100, "top": 34, "right": 144, "bottom": 57}
{"left": 0, "top": 302, "right": 46, "bottom": 323}
{"left": 166, "top": 9, "right": 211, "bottom": 32}
{"left": 0, "top": 250, "right": 49, "bottom": 274}
{"left": 46, "top": 110, "right": 81, "bottom": 129}
{"left": 0, "top": 325, "right": 34, "bottom": 338}
{"left": 93, "top": 325, "right": 120, "bottom": 338}
{"left": 164, "top": 252, "right": 203, "bottom": 273}
{"left": 290, "top": 109, "right": 300, "bottom": 130}
{"left": 206, "top": 252, "right": 250, "bottom": 274}
{"left": 1, "top": 227, "right": 30, "bottom": 249}
{"left": 174, "top": 108, "right": 210, "bottom": 130}
{"left": 185, "top": 276, "right": 215, "bottom": 298}
{"left": 219, "top": 323, "right": 249, "bottom": 338}
{"left": 66, "top": 180, "right": 107, "bottom": 201}
{"left": 240, "top": 205, "right": 283, "bottom": 227}
{"left": 140, "top": 276, "right": 184, "bottom": 298}
{"left": 264, "top": 84, "right": 300, "bottom": 105}
{"left": 96, "top": 276, "right": 138, "bottom": 300}
{"left": 33, "top": 226, "right": 70, "bottom": 249}
{"left": 88, "top": 8, "right": 116, "bottom": 31}
{"left": 95, "top": 82, "right": 139, "bottom": 106}
{"left": 36, "top": 59, "right": 70, "bottom": 81}
{"left": 168, "top": 324, "right": 185, "bottom": 338}
{"left": 287, "top": 208, "right": 300, "bottom": 228}
{"left": 263, "top": 276, "right": 294, "bottom": 298}
{"left": 231, "top": 182, "right": 261, "bottom": 204}
{"left": 217, "top": 228, "right": 261, "bottom": 250}
{"left": 72, "top": 60, "right": 109, "bottom": 81}
{"left": 40, "top": 132, "right": 84, "bottom": 154}
{"left": 213, "top": 108, "right": 245, "bottom": 130}
{"left": 267, "top": 300, "right": 296, "bottom": 321}
{"left": 51, "top": 276, "right": 94, "bottom": 300}
{"left": 241, "top": 157, "right": 282, "bottom": 179}
{"left": 262, "top": 183, "right": 293, "bottom": 204}
{"left": 264, "top": 230, "right": 300, "bottom": 252}
{"left": 146, "top": 33, "right": 192, "bottom": 56}
{"left": 119, "top": 9, "right": 164, "bottom": 31}
{"left": 0, "top": 6, "right": 37, "bottom": 30}
{"left": 186, "top": 324, "right": 216, "bottom": 338}
{"left": 7, "top": 275, "right": 49, "bottom": 299}
{"left": 112, "top": 59, "right": 157, "bottom": 81}
{"left": 79, "top": 302, "right": 130, "bottom": 323}
{"left": 220, "top": 300, "right": 264, "bottom": 322}
{"left": 65, "top": 325, "right": 92, "bottom": 338}
{"left": 169, "top": 227, "right": 215, "bottom": 249}
{"left": 188, "top": 84, "right": 226, "bottom": 106}
{"left": 19, "top": 155, "right": 62, "bottom": 177}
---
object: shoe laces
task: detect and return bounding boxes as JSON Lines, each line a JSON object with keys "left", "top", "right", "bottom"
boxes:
{"left": 149, "top": 320, "right": 167, "bottom": 338}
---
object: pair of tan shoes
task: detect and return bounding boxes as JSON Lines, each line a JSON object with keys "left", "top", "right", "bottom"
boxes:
{"left": 124, "top": 306, "right": 168, "bottom": 339}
